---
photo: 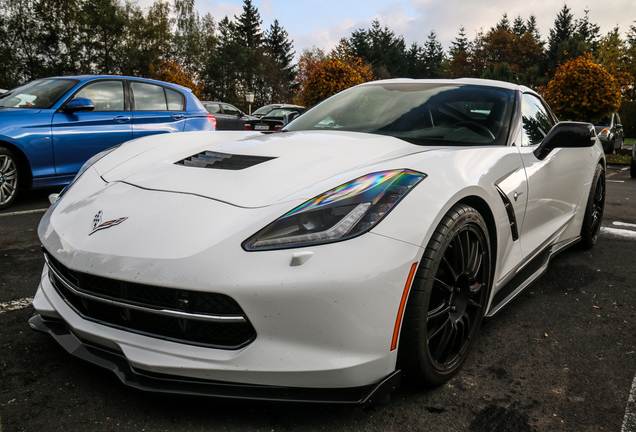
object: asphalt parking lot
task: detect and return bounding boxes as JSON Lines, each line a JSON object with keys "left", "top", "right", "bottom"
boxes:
{"left": 1, "top": 164, "right": 635, "bottom": 432}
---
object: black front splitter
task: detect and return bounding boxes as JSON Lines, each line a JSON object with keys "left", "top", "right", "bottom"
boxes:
{"left": 29, "top": 312, "right": 400, "bottom": 405}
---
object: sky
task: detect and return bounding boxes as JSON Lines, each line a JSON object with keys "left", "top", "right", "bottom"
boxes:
{"left": 138, "top": 0, "right": 636, "bottom": 56}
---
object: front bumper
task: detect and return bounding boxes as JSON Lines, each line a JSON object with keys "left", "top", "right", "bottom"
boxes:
{"left": 29, "top": 312, "right": 400, "bottom": 404}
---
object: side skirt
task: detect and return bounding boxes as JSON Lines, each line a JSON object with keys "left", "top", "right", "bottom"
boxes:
{"left": 486, "top": 236, "right": 580, "bottom": 318}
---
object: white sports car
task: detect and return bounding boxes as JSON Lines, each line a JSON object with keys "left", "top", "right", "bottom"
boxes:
{"left": 31, "top": 79, "right": 605, "bottom": 404}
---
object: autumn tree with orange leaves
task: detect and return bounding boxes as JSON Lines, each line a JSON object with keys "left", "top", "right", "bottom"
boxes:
{"left": 296, "top": 40, "right": 374, "bottom": 107}
{"left": 540, "top": 54, "right": 621, "bottom": 122}
{"left": 149, "top": 59, "right": 203, "bottom": 98}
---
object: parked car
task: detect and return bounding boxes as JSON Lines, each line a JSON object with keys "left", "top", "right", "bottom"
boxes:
{"left": 32, "top": 79, "right": 605, "bottom": 404}
{"left": 244, "top": 107, "right": 306, "bottom": 132}
{"left": 201, "top": 101, "right": 255, "bottom": 130}
{"left": 0, "top": 75, "right": 215, "bottom": 209}
{"left": 631, "top": 140, "right": 635, "bottom": 178}
{"left": 251, "top": 103, "right": 305, "bottom": 119}
{"left": 594, "top": 113, "right": 624, "bottom": 154}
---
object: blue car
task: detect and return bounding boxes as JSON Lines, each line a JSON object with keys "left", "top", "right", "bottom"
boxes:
{"left": 0, "top": 75, "right": 215, "bottom": 209}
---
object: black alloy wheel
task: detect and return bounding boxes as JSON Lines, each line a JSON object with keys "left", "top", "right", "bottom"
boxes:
{"left": 580, "top": 164, "right": 605, "bottom": 249}
{"left": 399, "top": 204, "right": 491, "bottom": 386}
{"left": 0, "top": 147, "right": 19, "bottom": 209}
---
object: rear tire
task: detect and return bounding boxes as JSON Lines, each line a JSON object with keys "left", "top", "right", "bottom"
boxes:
{"left": 580, "top": 164, "right": 605, "bottom": 249}
{"left": 0, "top": 147, "right": 19, "bottom": 210}
{"left": 398, "top": 204, "right": 491, "bottom": 386}
{"left": 630, "top": 157, "right": 635, "bottom": 178}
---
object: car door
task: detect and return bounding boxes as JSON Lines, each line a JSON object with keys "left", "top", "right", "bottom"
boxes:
{"left": 130, "top": 81, "right": 187, "bottom": 139}
{"left": 221, "top": 103, "right": 244, "bottom": 130}
{"left": 516, "top": 92, "right": 593, "bottom": 257}
{"left": 51, "top": 79, "right": 132, "bottom": 177}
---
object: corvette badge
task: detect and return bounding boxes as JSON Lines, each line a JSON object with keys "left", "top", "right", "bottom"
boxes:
{"left": 89, "top": 210, "right": 128, "bottom": 236}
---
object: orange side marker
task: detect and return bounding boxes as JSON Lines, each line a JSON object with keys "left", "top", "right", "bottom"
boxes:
{"left": 391, "top": 262, "right": 418, "bottom": 351}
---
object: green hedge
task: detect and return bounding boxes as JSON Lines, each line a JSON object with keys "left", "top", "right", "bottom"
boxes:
{"left": 618, "top": 101, "right": 636, "bottom": 138}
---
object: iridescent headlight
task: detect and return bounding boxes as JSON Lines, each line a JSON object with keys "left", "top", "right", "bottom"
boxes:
{"left": 243, "top": 169, "right": 426, "bottom": 251}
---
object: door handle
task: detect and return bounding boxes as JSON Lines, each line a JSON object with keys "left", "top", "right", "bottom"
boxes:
{"left": 113, "top": 115, "right": 131, "bottom": 123}
{"left": 171, "top": 113, "right": 186, "bottom": 120}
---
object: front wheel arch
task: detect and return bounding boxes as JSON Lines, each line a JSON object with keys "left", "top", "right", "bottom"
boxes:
{"left": 397, "top": 203, "right": 493, "bottom": 386}
{"left": 0, "top": 140, "right": 33, "bottom": 190}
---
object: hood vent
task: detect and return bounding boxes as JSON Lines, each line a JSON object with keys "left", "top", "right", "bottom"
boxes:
{"left": 176, "top": 151, "right": 276, "bottom": 170}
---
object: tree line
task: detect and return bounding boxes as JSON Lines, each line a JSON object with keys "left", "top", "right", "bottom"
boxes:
{"left": 1, "top": 0, "right": 635, "bottom": 124}
{"left": 0, "top": 0, "right": 295, "bottom": 109}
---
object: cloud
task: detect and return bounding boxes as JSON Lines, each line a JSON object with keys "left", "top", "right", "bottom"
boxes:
{"left": 294, "top": 18, "right": 357, "bottom": 54}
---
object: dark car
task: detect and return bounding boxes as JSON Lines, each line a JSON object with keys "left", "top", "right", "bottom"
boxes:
{"left": 251, "top": 103, "right": 305, "bottom": 119}
{"left": 201, "top": 101, "right": 255, "bottom": 130}
{"left": 0, "top": 75, "right": 215, "bottom": 209}
{"left": 594, "top": 113, "right": 624, "bottom": 154}
{"left": 631, "top": 140, "right": 635, "bottom": 178}
{"left": 244, "top": 107, "right": 306, "bottom": 132}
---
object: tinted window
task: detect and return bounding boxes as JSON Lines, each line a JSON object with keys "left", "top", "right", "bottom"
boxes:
{"left": 223, "top": 104, "right": 240, "bottom": 115}
{"left": 132, "top": 82, "right": 167, "bottom": 111}
{"left": 75, "top": 80, "right": 125, "bottom": 111}
{"left": 521, "top": 93, "right": 555, "bottom": 146}
{"left": 253, "top": 105, "right": 279, "bottom": 116}
{"left": 0, "top": 78, "right": 77, "bottom": 109}
{"left": 166, "top": 88, "right": 185, "bottom": 110}
{"left": 204, "top": 103, "right": 221, "bottom": 114}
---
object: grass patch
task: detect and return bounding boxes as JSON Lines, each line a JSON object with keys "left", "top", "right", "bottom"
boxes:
{"left": 625, "top": 137, "right": 635, "bottom": 146}
{"left": 606, "top": 154, "right": 631, "bottom": 164}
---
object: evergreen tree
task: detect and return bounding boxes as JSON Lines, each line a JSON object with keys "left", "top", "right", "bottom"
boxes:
{"left": 450, "top": 26, "right": 469, "bottom": 59}
{"left": 575, "top": 9, "right": 600, "bottom": 50}
{"left": 235, "top": 0, "right": 263, "bottom": 90}
{"left": 526, "top": 15, "right": 543, "bottom": 47}
{"left": 494, "top": 13, "right": 511, "bottom": 32}
{"left": 350, "top": 20, "right": 408, "bottom": 77}
{"left": 264, "top": 19, "right": 296, "bottom": 101}
{"left": 512, "top": 15, "right": 527, "bottom": 37}
{"left": 422, "top": 30, "right": 445, "bottom": 78}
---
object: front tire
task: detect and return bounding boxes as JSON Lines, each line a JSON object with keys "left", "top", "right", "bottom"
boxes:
{"left": 580, "top": 164, "right": 605, "bottom": 249}
{"left": 398, "top": 204, "right": 491, "bottom": 386}
{"left": 0, "top": 147, "right": 19, "bottom": 210}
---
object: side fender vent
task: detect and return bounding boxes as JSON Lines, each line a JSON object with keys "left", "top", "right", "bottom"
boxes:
{"left": 176, "top": 151, "right": 276, "bottom": 170}
{"left": 495, "top": 185, "right": 519, "bottom": 241}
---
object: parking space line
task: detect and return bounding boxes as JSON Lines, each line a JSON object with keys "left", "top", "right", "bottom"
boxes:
{"left": 608, "top": 180, "right": 625, "bottom": 183}
{"left": 622, "top": 373, "right": 636, "bottom": 432}
{"left": 0, "top": 208, "right": 48, "bottom": 217}
{"left": 601, "top": 227, "right": 636, "bottom": 239}
{"left": 0, "top": 297, "right": 34, "bottom": 314}
{"left": 614, "top": 222, "right": 636, "bottom": 229}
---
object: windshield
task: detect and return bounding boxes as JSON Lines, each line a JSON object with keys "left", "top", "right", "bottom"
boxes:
{"left": 253, "top": 105, "right": 280, "bottom": 116}
{"left": 0, "top": 78, "right": 78, "bottom": 109}
{"left": 595, "top": 116, "right": 611, "bottom": 127}
{"left": 265, "top": 108, "right": 301, "bottom": 118}
{"left": 285, "top": 82, "right": 515, "bottom": 146}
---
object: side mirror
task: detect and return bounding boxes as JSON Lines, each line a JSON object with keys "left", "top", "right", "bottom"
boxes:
{"left": 63, "top": 97, "right": 94, "bottom": 113}
{"left": 283, "top": 111, "right": 300, "bottom": 126}
{"left": 534, "top": 121, "right": 596, "bottom": 160}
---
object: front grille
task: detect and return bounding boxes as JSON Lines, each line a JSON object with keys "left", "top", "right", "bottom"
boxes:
{"left": 44, "top": 250, "right": 256, "bottom": 349}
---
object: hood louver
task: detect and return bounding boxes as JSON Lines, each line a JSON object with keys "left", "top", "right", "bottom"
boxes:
{"left": 176, "top": 151, "right": 276, "bottom": 170}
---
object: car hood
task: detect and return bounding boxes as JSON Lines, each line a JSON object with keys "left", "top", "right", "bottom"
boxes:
{"left": 97, "top": 130, "right": 429, "bottom": 208}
